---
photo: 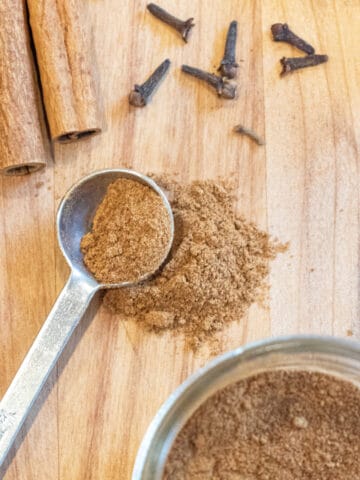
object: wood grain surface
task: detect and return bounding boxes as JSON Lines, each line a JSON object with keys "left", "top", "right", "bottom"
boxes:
{"left": 1, "top": 0, "right": 359, "bottom": 478}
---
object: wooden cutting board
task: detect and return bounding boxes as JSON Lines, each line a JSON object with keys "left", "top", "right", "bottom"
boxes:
{"left": 1, "top": 0, "right": 359, "bottom": 478}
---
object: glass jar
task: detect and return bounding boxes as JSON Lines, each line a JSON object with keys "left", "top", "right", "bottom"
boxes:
{"left": 132, "top": 335, "right": 360, "bottom": 479}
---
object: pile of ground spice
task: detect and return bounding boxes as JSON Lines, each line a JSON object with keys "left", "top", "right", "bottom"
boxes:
{"left": 104, "top": 177, "right": 286, "bottom": 348}
{"left": 81, "top": 178, "right": 171, "bottom": 284}
{"left": 164, "top": 370, "right": 360, "bottom": 479}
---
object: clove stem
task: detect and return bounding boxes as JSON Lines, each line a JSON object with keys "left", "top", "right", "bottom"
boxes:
{"left": 280, "top": 54, "right": 328, "bottom": 76}
{"left": 271, "top": 23, "right": 315, "bottom": 55}
{"left": 182, "top": 65, "right": 237, "bottom": 99}
{"left": 129, "top": 59, "right": 171, "bottom": 107}
{"left": 234, "top": 125, "right": 265, "bottom": 146}
{"left": 218, "top": 20, "right": 239, "bottom": 79}
{"left": 147, "top": 3, "right": 194, "bottom": 42}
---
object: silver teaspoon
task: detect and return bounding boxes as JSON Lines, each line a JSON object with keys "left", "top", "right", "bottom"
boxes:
{"left": 0, "top": 168, "right": 174, "bottom": 467}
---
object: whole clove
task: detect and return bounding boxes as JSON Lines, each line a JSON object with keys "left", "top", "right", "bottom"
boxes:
{"left": 181, "top": 65, "right": 237, "bottom": 99}
{"left": 271, "top": 23, "right": 315, "bottom": 55}
{"left": 129, "top": 59, "right": 170, "bottom": 107}
{"left": 218, "top": 20, "right": 239, "bottom": 79}
{"left": 234, "top": 125, "right": 265, "bottom": 146}
{"left": 147, "top": 3, "right": 194, "bottom": 43}
{"left": 280, "top": 54, "right": 328, "bottom": 76}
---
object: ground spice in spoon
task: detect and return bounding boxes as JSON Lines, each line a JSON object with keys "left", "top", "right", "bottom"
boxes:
{"left": 105, "top": 177, "right": 286, "bottom": 349}
{"left": 164, "top": 370, "right": 360, "bottom": 479}
{"left": 81, "top": 177, "right": 171, "bottom": 284}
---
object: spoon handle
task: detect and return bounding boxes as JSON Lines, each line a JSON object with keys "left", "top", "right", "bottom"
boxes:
{"left": 0, "top": 271, "right": 98, "bottom": 468}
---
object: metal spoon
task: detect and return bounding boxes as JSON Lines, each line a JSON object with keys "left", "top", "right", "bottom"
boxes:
{"left": 0, "top": 169, "right": 174, "bottom": 467}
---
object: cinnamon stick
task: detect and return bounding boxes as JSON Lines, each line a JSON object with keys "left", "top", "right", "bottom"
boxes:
{"left": 27, "top": 0, "right": 101, "bottom": 143}
{"left": 0, "top": 0, "right": 50, "bottom": 176}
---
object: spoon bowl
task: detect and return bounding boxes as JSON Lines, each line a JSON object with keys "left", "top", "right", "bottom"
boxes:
{"left": 57, "top": 168, "right": 174, "bottom": 286}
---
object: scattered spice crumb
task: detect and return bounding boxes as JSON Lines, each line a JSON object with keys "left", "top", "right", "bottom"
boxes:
{"left": 292, "top": 415, "right": 308, "bottom": 429}
{"left": 81, "top": 177, "right": 171, "bottom": 284}
{"left": 347, "top": 329, "right": 354, "bottom": 337}
{"left": 164, "top": 370, "right": 360, "bottom": 479}
{"left": 105, "top": 177, "right": 286, "bottom": 349}
{"left": 144, "top": 311, "right": 175, "bottom": 329}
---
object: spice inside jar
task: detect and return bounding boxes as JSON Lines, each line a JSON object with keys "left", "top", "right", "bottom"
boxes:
{"left": 164, "top": 370, "right": 360, "bottom": 479}
{"left": 81, "top": 177, "right": 172, "bottom": 283}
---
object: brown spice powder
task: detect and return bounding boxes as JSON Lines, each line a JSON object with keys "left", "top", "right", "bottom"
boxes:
{"left": 81, "top": 178, "right": 171, "bottom": 284}
{"left": 105, "top": 177, "right": 286, "bottom": 348}
{"left": 164, "top": 370, "right": 360, "bottom": 479}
